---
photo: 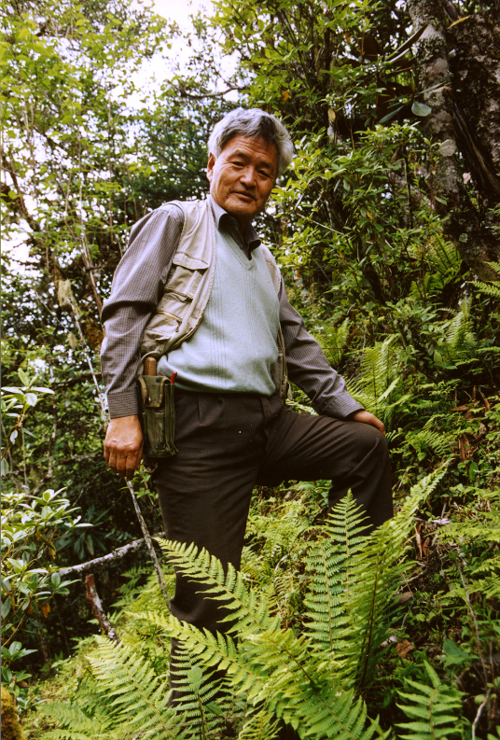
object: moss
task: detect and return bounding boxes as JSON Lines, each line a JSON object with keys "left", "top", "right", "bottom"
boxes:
{"left": 1, "top": 687, "right": 25, "bottom": 740}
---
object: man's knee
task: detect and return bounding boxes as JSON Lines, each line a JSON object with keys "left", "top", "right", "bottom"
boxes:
{"left": 347, "top": 421, "right": 389, "bottom": 467}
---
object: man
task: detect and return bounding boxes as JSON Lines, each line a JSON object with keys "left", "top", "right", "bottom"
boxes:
{"left": 101, "top": 107, "right": 392, "bottom": 684}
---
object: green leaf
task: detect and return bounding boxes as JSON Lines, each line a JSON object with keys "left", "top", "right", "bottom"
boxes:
{"left": 17, "top": 369, "right": 30, "bottom": 386}
{"left": 411, "top": 101, "right": 432, "bottom": 117}
{"left": 1, "top": 599, "right": 12, "bottom": 618}
{"left": 443, "top": 638, "right": 473, "bottom": 668}
{"left": 379, "top": 106, "right": 404, "bottom": 124}
{"left": 2, "top": 667, "right": 13, "bottom": 683}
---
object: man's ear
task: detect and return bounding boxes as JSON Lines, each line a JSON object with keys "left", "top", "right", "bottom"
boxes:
{"left": 206, "top": 153, "right": 215, "bottom": 182}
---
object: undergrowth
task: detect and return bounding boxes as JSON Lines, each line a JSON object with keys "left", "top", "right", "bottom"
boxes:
{"left": 22, "top": 417, "right": 500, "bottom": 739}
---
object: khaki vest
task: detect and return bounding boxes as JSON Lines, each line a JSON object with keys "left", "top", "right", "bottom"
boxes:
{"left": 140, "top": 199, "right": 289, "bottom": 398}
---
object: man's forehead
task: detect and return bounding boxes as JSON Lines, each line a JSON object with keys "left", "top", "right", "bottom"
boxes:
{"left": 221, "top": 135, "right": 278, "bottom": 164}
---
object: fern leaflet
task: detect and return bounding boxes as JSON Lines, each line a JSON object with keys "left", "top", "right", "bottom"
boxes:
{"left": 397, "top": 661, "right": 465, "bottom": 740}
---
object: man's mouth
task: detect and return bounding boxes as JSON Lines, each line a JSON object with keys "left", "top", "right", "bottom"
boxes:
{"left": 233, "top": 192, "right": 255, "bottom": 201}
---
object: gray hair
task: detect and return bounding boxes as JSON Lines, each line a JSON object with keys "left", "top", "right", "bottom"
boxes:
{"left": 208, "top": 108, "right": 294, "bottom": 177}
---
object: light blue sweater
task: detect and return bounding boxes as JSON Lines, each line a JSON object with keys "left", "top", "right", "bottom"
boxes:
{"left": 158, "top": 224, "right": 280, "bottom": 394}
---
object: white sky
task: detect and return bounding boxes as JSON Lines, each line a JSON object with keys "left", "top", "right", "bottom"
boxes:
{"left": 150, "top": 0, "right": 215, "bottom": 28}
{"left": 129, "top": 0, "right": 236, "bottom": 100}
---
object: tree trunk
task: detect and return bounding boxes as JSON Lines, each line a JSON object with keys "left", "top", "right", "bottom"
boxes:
{"left": 407, "top": 0, "right": 500, "bottom": 280}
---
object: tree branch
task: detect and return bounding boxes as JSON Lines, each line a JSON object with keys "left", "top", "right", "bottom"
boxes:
{"left": 126, "top": 480, "right": 170, "bottom": 605}
{"left": 175, "top": 83, "right": 248, "bottom": 100}
{"left": 85, "top": 573, "right": 120, "bottom": 642}
{"left": 56, "top": 533, "right": 165, "bottom": 577}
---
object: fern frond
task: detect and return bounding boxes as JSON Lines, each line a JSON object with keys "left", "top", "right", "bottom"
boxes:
{"left": 406, "top": 428, "right": 452, "bottom": 459}
{"left": 141, "top": 594, "right": 380, "bottom": 739}
{"left": 167, "top": 639, "right": 235, "bottom": 739}
{"left": 304, "top": 493, "right": 368, "bottom": 663}
{"left": 346, "top": 467, "right": 448, "bottom": 689}
{"left": 348, "top": 335, "right": 406, "bottom": 424}
{"left": 447, "top": 298, "right": 475, "bottom": 352}
{"left": 158, "top": 539, "right": 276, "bottom": 636}
{"left": 431, "top": 236, "right": 461, "bottom": 279}
{"left": 143, "top": 612, "right": 269, "bottom": 698}
{"left": 434, "top": 298, "right": 477, "bottom": 367}
{"left": 397, "top": 661, "right": 465, "bottom": 740}
{"left": 244, "top": 626, "right": 378, "bottom": 740}
{"left": 86, "top": 636, "right": 187, "bottom": 740}
{"left": 475, "top": 261, "right": 500, "bottom": 298}
{"left": 37, "top": 700, "right": 118, "bottom": 739}
{"left": 246, "top": 500, "right": 310, "bottom": 564}
{"left": 314, "top": 317, "right": 350, "bottom": 366}
{"left": 237, "top": 709, "right": 280, "bottom": 740}
{"left": 127, "top": 472, "right": 443, "bottom": 738}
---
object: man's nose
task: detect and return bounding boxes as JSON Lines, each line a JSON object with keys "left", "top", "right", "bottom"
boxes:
{"left": 239, "top": 166, "right": 256, "bottom": 187}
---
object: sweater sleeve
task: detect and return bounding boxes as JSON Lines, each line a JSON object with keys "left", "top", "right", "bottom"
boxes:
{"left": 100, "top": 205, "right": 184, "bottom": 418}
{"left": 278, "top": 278, "right": 364, "bottom": 419}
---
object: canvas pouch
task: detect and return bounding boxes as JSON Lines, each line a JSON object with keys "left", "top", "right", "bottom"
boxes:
{"left": 136, "top": 375, "right": 177, "bottom": 461}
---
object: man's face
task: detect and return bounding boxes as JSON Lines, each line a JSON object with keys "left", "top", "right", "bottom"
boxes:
{"left": 207, "top": 135, "right": 278, "bottom": 229}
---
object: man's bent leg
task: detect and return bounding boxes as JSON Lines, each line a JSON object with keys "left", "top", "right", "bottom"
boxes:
{"left": 258, "top": 401, "right": 392, "bottom": 530}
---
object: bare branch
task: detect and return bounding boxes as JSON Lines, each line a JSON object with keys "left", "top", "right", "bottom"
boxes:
{"left": 175, "top": 83, "right": 248, "bottom": 100}
{"left": 126, "top": 480, "right": 170, "bottom": 605}
{"left": 85, "top": 573, "right": 120, "bottom": 642}
{"left": 56, "top": 535, "right": 165, "bottom": 577}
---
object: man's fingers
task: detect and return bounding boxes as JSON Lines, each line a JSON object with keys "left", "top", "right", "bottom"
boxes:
{"left": 125, "top": 443, "right": 143, "bottom": 480}
{"left": 103, "top": 415, "right": 144, "bottom": 477}
{"left": 105, "top": 445, "right": 142, "bottom": 478}
{"left": 350, "top": 410, "right": 386, "bottom": 436}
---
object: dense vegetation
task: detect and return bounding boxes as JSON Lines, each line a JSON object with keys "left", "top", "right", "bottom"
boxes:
{"left": 1, "top": 0, "right": 499, "bottom": 737}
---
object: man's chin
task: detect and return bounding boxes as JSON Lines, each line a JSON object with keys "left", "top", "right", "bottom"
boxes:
{"left": 226, "top": 200, "right": 258, "bottom": 222}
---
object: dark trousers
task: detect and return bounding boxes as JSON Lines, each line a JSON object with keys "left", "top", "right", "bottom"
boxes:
{"left": 154, "top": 389, "right": 392, "bottom": 636}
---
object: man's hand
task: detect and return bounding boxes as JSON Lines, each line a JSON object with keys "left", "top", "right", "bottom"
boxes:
{"left": 104, "top": 415, "right": 143, "bottom": 480}
{"left": 350, "top": 410, "right": 385, "bottom": 436}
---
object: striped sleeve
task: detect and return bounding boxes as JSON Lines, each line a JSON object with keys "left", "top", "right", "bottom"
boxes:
{"left": 278, "top": 279, "right": 364, "bottom": 419}
{"left": 100, "top": 205, "right": 184, "bottom": 418}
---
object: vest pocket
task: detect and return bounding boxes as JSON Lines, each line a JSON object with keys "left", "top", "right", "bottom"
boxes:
{"left": 144, "top": 310, "right": 180, "bottom": 341}
{"left": 166, "top": 255, "right": 207, "bottom": 299}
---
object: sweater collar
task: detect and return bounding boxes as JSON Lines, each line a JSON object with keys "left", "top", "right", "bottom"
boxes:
{"left": 208, "top": 195, "right": 261, "bottom": 253}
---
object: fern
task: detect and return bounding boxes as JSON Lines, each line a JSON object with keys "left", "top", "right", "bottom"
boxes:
{"left": 397, "top": 661, "right": 465, "bottom": 740}
{"left": 243, "top": 498, "right": 313, "bottom": 624}
{"left": 439, "top": 487, "right": 500, "bottom": 599}
{"left": 40, "top": 470, "right": 446, "bottom": 740}
{"left": 37, "top": 699, "right": 118, "bottom": 740}
{"left": 245, "top": 500, "right": 311, "bottom": 565}
{"left": 314, "top": 317, "right": 350, "bottom": 367}
{"left": 167, "top": 640, "right": 235, "bottom": 739}
{"left": 86, "top": 636, "right": 188, "bottom": 740}
{"left": 348, "top": 335, "right": 410, "bottom": 425}
{"left": 475, "top": 261, "right": 500, "bottom": 299}
{"left": 237, "top": 709, "right": 280, "bottom": 739}
{"left": 160, "top": 540, "right": 277, "bottom": 637}
{"left": 434, "top": 298, "right": 477, "bottom": 368}
{"left": 142, "top": 549, "right": 383, "bottom": 738}
{"left": 341, "top": 468, "right": 446, "bottom": 689}
{"left": 406, "top": 425, "right": 452, "bottom": 461}
{"left": 148, "top": 472, "right": 445, "bottom": 735}
{"left": 303, "top": 495, "right": 368, "bottom": 667}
